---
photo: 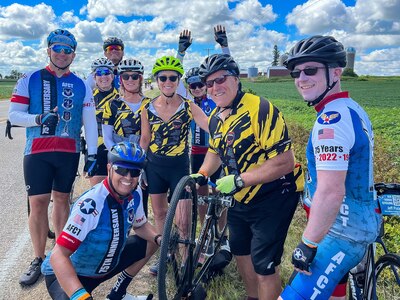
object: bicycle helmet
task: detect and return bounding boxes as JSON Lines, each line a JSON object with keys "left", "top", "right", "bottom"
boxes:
{"left": 91, "top": 57, "right": 114, "bottom": 72}
{"left": 198, "top": 54, "right": 240, "bottom": 81}
{"left": 108, "top": 141, "right": 146, "bottom": 168}
{"left": 117, "top": 58, "right": 144, "bottom": 74}
{"left": 152, "top": 56, "right": 184, "bottom": 76}
{"left": 47, "top": 29, "right": 77, "bottom": 50}
{"left": 103, "top": 37, "right": 124, "bottom": 51}
{"left": 284, "top": 35, "right": 347, "bottom": 71}
{"left": 184, "top": 67, "right": 201, "bottom": 84}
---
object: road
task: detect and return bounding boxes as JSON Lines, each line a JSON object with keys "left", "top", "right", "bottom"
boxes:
{"left": 0, "top": 104, "right": 157, "bottom": 299}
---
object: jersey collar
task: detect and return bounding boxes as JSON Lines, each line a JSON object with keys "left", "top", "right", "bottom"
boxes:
{"left": 45, "top": 65, "right": 71, "bottom": 77}
{"left": 314, "top": 91, "right": 349, "bottom": 112}
{"left": 103, "top": 178, "right": 133, "bottom": 204}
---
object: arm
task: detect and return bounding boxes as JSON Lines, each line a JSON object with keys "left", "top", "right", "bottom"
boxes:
{"left": 176, "top": 29, "right": 192, "bottom": 61}
{"left": 190, "top": 102, "right": 209, "bottom": 133}
{"left": 102, "top": 124, "right": 115, "bottom": 151}
{"left": 198, "top": 151, "right": 222, "bottom": 178}
{"left": 140, "top": 108, "right": 151, "bottom": 151}
{"left": 9, "top": 102, "right": 38, "bottom": 127}
{"left": 303, "top": 170, "right": 346, "bottom": 243}
{"left": 214, "top": 25, "right": 231, "bottom": 55}
{"left": 134, "top": 221, "right": 160, "bottom": 245}
{"left": 82, "top": 85, "right": 98, "bottom": 155}
{"left": 50, "top": 244, "right": 83, "bottom": 297}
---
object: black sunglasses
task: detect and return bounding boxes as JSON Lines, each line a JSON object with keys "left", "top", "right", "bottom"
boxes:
{"left": 290, "top": 67, "right": 325, "bottom": 78}
{"left": 112, "top": 165, "right": 141, "bottom": 177}
{"left": 205, "top": 74, "right": 233, "bottom": 88}
{"left": 158, "top": 75, "right": 179, "bottom": 82}
{"left": 121, "top": 73, "right": 141, "bottom": 81}
{"left": 189, "top": 82, "right": 205, "bottom": 90}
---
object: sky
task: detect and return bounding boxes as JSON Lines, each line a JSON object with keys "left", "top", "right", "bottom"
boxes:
{"left": 0, "top": 0, "right": 399, "bottom": 78}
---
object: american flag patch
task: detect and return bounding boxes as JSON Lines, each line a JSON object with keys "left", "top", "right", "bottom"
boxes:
{"left": 73, "top": 214, "right": 86, "bottom": 225}
{"left": 318, "top": 128, "right": 334, "bottom": 140}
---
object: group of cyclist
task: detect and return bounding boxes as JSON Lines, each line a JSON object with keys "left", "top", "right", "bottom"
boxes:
{"left": 8, "top": 24, "right": 380, "bottom": 300}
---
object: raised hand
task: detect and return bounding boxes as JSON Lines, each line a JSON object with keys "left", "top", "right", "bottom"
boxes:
{"left": 214, "top": 25, "right": 228, "bottom": 48}
{"left": 178, "top": 29, "right": 192, "bottom": 54}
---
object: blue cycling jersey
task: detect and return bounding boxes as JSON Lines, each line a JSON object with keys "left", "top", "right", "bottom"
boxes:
{"left": 190, "top": 95, "right": 216, "bottom": 150}
{"left": 41, "top": 180, "right": 146, "bottom": 277}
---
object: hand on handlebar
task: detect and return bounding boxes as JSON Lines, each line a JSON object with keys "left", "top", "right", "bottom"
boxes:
{"left": 190, "top": 173, "right": 208, "bottom": 186}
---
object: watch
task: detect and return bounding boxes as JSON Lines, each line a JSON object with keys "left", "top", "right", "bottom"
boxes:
{"left": 234, "top": 175, "right": 245, "bottom": 189}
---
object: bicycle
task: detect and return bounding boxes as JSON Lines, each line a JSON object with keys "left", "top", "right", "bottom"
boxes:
{"left": 157, "top": 175, "right": 233, "bottom": 300}
{"left": 348, "top": 182, "right": 400, "bottom": 300}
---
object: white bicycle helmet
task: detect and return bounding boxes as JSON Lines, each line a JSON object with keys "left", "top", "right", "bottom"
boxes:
{"left": 117, "top": 58, "right": 144, "bottom": 74}
{"left": 91, "top": 57, "right": 114, "bottom": 72}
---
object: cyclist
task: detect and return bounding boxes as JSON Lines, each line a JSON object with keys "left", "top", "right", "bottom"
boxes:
{"left": 89, "top": 57, "right": 119, "bottom": 186}
{"left": 192, "top": 54, "right": 300, "bottom": 299}
{"left": 279, "top": 35, "right": 381, "bottom": 300}
{"left": 8, "top": 28, "right": 98, "bottom": 286}
{"left": 140, "top": 56, "right": 209, "bottom": 275}
{"left": 86, "top": 37, "right": 125, "bottom": 90}
{"left": 102, "top": 58, "right": 150, "bottom": 215}
{"left": 41, "top": 142, "right": 160, "bottom": 300}
{"left": 179, "top": 26, "right": 233, "bottom": 270}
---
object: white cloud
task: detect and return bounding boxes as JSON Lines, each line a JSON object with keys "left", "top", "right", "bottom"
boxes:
{"left": 60, "top": 11, "right": 81, "bottom": 25}
{"left": 0, "top": 3, "right": 56, "bottom": 40}
{"left": 232, "top": 0, "right": 277, "bottom": 25}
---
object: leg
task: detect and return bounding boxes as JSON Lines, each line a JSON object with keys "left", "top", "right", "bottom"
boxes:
{"left": 257, "top": 267, "right": 282, "bottom": 300}
{"left": 51, "top": 190, "right": 70, "bottom": 238}
{"left": 150, "top": 193, "right": 169, "bottom": 234}
{"left": 89, "top": 176, "right": 106, "bottom": 187}
{"left": 236, "top": 255, "right": 259, "bottom": 298}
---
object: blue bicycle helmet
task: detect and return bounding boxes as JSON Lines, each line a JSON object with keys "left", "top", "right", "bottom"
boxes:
{"left": 47, "top": 29, "right": 77, "bottom": 50}
{"left": 107, "top": 141, "right": 146, "bottom": 169}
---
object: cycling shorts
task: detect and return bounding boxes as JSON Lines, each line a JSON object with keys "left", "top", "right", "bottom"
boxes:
{"left": 281, "top": 234, "right": 367, "bottom": 299}
{"left": 24, "top": 152, "right": 80, "bottom": 196}
{"left": 45, "top": 235, "right": 147, "bottom": 298}
{"left": 145, "top": 152, "right": 189, "bottom": 196}
{"left": 227, "top": 190, "right": 299, "bottom": 275}
{"left": 191, "top": 153, "right": 222, "bottom": 185}
{"left": 95, "top": 144, "right": 108, "bottom": 176}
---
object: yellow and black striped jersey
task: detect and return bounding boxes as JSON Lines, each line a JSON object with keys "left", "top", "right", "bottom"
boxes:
{"left": 102, "top": 96, "right": 150, "bottom": 143}
{"left": 144, "top": 98, "right": 192, "bottom": 156}
{"left": 93, "top": 88, "right": 119, "bottom": 146}
{"left": 208, "top": 92, "right": 295, "bottom": 203}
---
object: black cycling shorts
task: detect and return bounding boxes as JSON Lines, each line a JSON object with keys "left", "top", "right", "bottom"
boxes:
{"left": 228, "top": 190, "right": 299, "bottom": 275}
{"left": 145, "top": 152, "right": 189, "bottom": 196}
{"left": 95, "top": 144, "right": 108, "bottom": 176}
{"left": 45, "top": 235, "right": 147, "bottom": 299}
{"left": 24, "top": 152, "right": 80, "bottom": 196}
{"left": 191, "top": 153, "right": 222, "bottom": 185}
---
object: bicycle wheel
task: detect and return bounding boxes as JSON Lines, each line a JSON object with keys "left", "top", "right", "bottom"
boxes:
{"left": 367, "top": 253, "right": 400, "bottom": 299}
{"left": 158, "top": 176, "right": 199, "bottom": 300}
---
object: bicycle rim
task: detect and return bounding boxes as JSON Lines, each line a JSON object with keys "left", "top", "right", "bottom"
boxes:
{"left": 158, "top": 176, "right": 199, "bottom": 300}
{"left": 368, "top": 253, "right": 400, "bottom": 300}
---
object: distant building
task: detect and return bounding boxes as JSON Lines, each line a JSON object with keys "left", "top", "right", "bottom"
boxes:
{"left": 266, "top": 66, "right": 291, "bottom": 78}
{"left": 248, "top": 66, "right": 258, "bottom": 78}
{"left": 346, "top": 47, "right": 356, "bottom": 70}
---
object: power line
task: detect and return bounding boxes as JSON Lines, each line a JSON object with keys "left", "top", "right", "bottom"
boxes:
{"left": 290, "top": 0, "right": 326, "bottom": 17}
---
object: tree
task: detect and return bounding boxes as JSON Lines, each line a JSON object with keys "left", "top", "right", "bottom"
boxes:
{"left": 272, "top": 45, "right": 280, "bottom": 66}
{"left": 10, "top": 69, "right": 22, "bottom": 79}
{"left": 342, "top": 68, "right": 358, "bottom": 77}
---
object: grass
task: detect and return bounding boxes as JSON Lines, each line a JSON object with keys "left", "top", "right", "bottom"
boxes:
{"left": 0, "top": 79, "right": 16, "bottom": 99}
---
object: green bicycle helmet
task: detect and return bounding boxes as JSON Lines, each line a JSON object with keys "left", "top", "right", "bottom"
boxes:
{"left": 152, "top": 56, "right": 184, "bottom": 76}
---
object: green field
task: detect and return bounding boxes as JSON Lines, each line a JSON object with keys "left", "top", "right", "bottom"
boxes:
{"left": 0, "top": 79, "right": 16, "bottom": 99}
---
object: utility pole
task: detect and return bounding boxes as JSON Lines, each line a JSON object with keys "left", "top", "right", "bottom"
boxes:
{"left": 204, "top": 48, "right": 213, "bottom": 57}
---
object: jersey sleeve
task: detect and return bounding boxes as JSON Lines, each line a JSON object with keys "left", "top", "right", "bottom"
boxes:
{"left": 130, "top": 188, "right": 147, "bottom": 228}
{"left": 82, "top": 83, "right": 98, "bottom": 155}
{"left": 312, "top": 109, "right": 354, "bottom": 171}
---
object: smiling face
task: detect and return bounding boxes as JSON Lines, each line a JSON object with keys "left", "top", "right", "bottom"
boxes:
{"left": 104, "top": 45, "right": 124, "bottom": 65}
{"left": 120, "top": 71, "right": 142, "bottom": 94}
{"left": 107, "top": 163, "right": 139, "bottom": 196}
{"left": 156, "top": 70, "right": 180, "bottom": 97}
{"left": 94, "top": 68, "right": 114, "bottom": 91}
{"left": 47, "top": 43, "right": 75, "bottom": 70}
{"left": 205, "top": 70, "right": 239, "bottom": 108}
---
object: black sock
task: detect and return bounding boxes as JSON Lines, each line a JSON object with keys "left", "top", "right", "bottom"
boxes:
{"left": 107, "top": 270, "right": 133, "bottom": 300}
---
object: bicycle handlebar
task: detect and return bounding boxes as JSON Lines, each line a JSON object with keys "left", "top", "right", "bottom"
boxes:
{"left": 375, "top": 182, "right": 400, "bottom": 195}
{"left": 197, "top": 194, "right": 234, "bottom": 208}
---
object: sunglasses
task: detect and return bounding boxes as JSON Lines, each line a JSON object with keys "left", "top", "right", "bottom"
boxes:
{"left": 121, "top": 73, "right": 141, "bottom": 81}
{"left": 112, "top": 164, "right": 141, "bottom": 177}
{"left": 105, "top": 45, "right": 123, "bottom": 52}
{"left": 290, "top": 67, "right": 325, "bottom": 78}
{"left": 205, "top": 74, "right": 233, "bottom": 88}
{"left": 189, "top": 82, "right": 205, "bottom": 90}
{"left": 158, "top": 75, "right": 179, "bottom": 82}
{"left": 50, "top": 44, "right": 74, "bottom": 55}
{"left": 95, "top": 69, "right": 112, "bottom": 76}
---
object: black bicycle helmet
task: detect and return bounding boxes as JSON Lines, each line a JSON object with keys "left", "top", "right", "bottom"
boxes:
{"left": 284, "top": 35, "right": 346, "bottom": 71}
{"left": 184, "top": 67, "right": 201, "bottom": 84}
{"left": 108, "top": 141, "right": 146, "bottom": 168}
{"left": 198, "top": 54, "right": 240, "bottom": 81}
{"left": 47, "top": 29, "right": 77, "bottom": 50}
{"left": 103, "top": 37, "right": 124, "bottom": 51}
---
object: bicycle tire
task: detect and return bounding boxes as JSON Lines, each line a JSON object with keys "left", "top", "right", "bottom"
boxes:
{"left": 367, "top": 253, "right": 400, "bottom": 300}
{"left": 158, "top": 176, "right": 199, "bottom": 300}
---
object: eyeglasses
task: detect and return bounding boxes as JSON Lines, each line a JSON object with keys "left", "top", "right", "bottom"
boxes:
{"left": 95, "top": 69, "right": 112, "bottom": 76}
{"left": 105, "top": 45, "right": 123, "bottom": 52}
{"left": 290, "top": 67, "right": 325, "bottom": 78}
{"left": 189, "top": 82, "right": 205, "bottom": 90}
{"left": 112, "top": 164, "right": 141, "bottom": 177}
{"left": 121, "top": 73, "right": 141, "bottom": 81}
{"left": 158, "top": 75, "right": 179, "bottom": 82}
{"left": 205, "top": 74, "right": 233, "bottom": 88}
{"left": 50, "top": 44, "right": 74, "bottom": 55}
